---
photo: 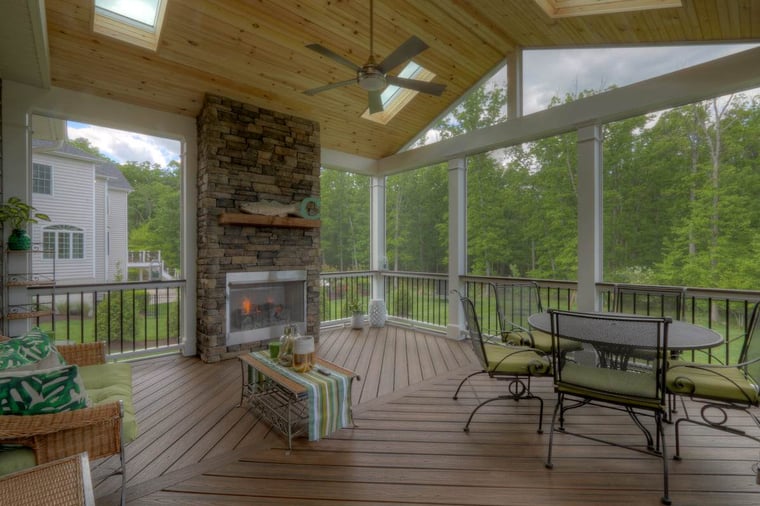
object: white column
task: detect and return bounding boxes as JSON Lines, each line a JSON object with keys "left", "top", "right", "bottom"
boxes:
{"left": 576, "top": 124, "right": 603, "bottom": 311}
{"left": 447, "top": 158, "right": 466, "bottom": 340}
{"left": 369, "top": 175, "right": 386, "bottom": 300}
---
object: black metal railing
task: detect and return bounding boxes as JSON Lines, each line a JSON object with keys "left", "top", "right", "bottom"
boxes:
{"left": 383, "top": 272, "right": 449, "bottom": 328}
{"left": 29, "top": 280, "right": 184, "bottom": 357}
{"left": 24, "top": 271, "right": 760, "bottom": 366}
{"left": 319, "top": 271, "right": 373, "bottom": 324}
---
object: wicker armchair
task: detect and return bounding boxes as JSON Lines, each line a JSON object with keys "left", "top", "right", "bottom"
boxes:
{"left": 0, "top": 341, "right": 129, "bottom": 505}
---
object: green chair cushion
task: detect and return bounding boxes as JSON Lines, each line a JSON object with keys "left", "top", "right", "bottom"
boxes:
{"left": 484, "top": 343, "right": 550, "bottom": 375}
{"left": 667, "top": 361, "right": 760, "bottom": 404}
{"left": 79, "top": 363, "right": 137, "bottom": 443}
{"left": 0, "top": 446, "right": 36, "bottom": 476}
{"left": 559, "top": 362, "right": 661, "bottom": 409}
{"left": 528, "top": 329, "right": 584, "bottom": 353}
{"left": 0, "top": 365, "right": 89, "bottom": 415}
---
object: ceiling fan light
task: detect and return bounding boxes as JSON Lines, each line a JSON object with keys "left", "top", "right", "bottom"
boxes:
{"left": 359, "top": 74, "right": 386, "bottom": 91}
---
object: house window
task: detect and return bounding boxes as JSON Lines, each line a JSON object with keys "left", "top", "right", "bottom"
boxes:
{"left": 33, "top": 163, "right": 52, "bottom": 195}
{"left": 43, "top": 225, "right": 85, "bottom": 260}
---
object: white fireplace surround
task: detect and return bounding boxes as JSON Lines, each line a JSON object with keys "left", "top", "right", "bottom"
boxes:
{"left": 225, "top": 270, "right": 307, "bottom": 346}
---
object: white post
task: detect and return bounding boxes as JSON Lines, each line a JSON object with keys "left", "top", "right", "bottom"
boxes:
{"left": 447, "top": 158, "right": 466, "bottom": 340}
{"left": 369, "top": 176, "right": 386, "bottom": 323}
{"left": 576, "top": 124, "right": 603, "bottom": 311}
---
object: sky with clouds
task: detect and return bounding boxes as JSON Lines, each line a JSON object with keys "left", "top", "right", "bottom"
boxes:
{"left": 67, "top": 122, "right": 181, "bottom": 168}
{"left": 66, "top": 44, "right": 757, "bottom": 165}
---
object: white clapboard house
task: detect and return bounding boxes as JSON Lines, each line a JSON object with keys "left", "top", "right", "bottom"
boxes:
{"left": 31, "top": 139, "right": 132, "bottom": 284}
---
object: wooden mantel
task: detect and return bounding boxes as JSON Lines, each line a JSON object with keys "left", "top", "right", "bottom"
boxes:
{"left": 218, "top": 213, "right": 320, "bottom": 228}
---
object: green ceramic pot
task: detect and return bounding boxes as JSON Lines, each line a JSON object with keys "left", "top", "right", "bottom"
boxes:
{"left": 7, "top": 228, "right": 31, "bottom": 250}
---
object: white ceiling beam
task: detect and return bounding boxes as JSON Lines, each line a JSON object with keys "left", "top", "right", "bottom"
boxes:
{"left": 376, "top": 46, "right": 760, "bottom": 176}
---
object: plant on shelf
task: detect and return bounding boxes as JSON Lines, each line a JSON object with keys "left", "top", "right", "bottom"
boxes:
{"left": 347, "top": 299, "right": 365, "bottom": 329}
{"left": 0, "top": 197, "right": 50, "bottom": 250}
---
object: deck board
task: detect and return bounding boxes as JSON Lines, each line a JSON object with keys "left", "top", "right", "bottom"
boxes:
{"left": 93, "top": 324, "right": 760, "bottom": 505}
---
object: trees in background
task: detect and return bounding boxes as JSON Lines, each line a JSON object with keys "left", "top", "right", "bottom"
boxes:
{"left": 319, "top": 88, "right": 760, "bottom": 291}
{"left": 320, "top": 170, "right": 370, "bottom": 271}
{"left": 119, "top": 161, "right": 181, "bottom": 273}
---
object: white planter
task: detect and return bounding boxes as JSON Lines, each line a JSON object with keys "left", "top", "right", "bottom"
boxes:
{"left": 368, "top": 299, "right": 387, "bottom": 328}
{"left": 351, "top": 312, "right": 365, "bottom": 329}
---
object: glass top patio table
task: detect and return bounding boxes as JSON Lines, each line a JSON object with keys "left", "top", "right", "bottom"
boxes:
{"left": 527, "top": 311, "right": 723, "bottom": 351}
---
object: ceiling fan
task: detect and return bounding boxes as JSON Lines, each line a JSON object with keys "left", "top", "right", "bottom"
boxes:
{"left": 303, "top": 0, "right": 446, "bottom": 114}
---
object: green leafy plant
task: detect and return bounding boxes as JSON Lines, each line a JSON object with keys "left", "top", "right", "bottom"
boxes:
{"left": 347, "top": 299, "right": 363, "bottom": 314}
{"left": 0, "top": 196, "right": 50, "bottom": 230}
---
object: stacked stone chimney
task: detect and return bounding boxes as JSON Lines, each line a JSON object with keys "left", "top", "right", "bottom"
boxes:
{"left": 196, "top": 94, "right": 320, "bottom": 363}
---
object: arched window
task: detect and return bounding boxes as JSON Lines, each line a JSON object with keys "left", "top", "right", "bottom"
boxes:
{"left": 43, "top": 225, "right": 84, "bottom": 260}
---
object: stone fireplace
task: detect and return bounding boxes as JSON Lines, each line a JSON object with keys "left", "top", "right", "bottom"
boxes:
{"left": 196, "top": 95, "right": 320, "bottom": 363}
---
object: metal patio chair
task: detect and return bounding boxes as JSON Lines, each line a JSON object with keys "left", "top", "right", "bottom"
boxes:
{"left": 452, "top": 294, "right": 551, "bottom": 434}
{"left": 545, "top": 309, "right": 673, "bottom": 505}
{"left": 490, "top": 281, "right": 581, "bottom": 354}
{"left": 613, "top": 284, "right": 686, "bottom": 320}
{"left": 667, "top": 300, "right": 760, "bottom": 459}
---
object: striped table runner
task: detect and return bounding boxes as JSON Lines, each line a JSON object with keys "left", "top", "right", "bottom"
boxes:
{"left": 251, "top": 351, "right": 353, "bottom": 441}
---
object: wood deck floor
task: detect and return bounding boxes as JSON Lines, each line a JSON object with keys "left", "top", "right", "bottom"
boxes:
{"left": 94, "top": 324, "right": 760, "bottom": 505}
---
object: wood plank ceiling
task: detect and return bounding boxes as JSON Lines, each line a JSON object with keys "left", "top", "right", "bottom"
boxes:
{"left": 44, "top": 0, "right": 760, "bottom": 160}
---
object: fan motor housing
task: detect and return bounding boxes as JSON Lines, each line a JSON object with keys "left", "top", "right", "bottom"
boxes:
{"left": 358, "top": 66, "right": 386, "bottom": 91}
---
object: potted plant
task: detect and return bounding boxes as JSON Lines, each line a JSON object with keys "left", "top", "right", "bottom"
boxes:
{"left": 0, "top": 197, "right": 50, "bottom": 250}
{"left": 347, "top": 299, "right": 365, "bottom": 329}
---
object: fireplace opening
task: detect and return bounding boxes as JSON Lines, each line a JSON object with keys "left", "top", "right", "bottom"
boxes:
{"left": 226, "top": 270, "right": 306, "bottom": 346}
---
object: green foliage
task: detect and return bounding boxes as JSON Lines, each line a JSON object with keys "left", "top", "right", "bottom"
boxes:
{"left": 388, "top": 286, "right": 414, "bottom": 319}
{"left": 0, "top": 197, "right": 50, "bottom": 230}
{"left": 317, "top": 82, "right": 760, "bottom": 291}
{"left": 320, "top": 170, "right": 370, "bottom": 271}
{"left": 347, "top": 299, "right": 363, "bottom": 314}
{"left": 95, "top": 291, "right": 148, "bottom": 339}
{"left": 55, "top": 300, "right": 91, "bottom": 317}
{"left": 120, "top": 160, "right": 181, "bottom": 273}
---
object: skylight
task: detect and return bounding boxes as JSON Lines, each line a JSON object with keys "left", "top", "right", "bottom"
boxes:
{"left": 362, "top": 61, "right": 436, "bottom": 125}
{"left": 93, "top": 0, "right": 167, "bottom": 51}
{"left": 535, "top": 0, "right": 682, "bottom": 18}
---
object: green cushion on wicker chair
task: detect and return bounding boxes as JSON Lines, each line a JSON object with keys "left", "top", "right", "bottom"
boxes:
{"left": 0, "top": 446, "right": 36, "bottom": 476}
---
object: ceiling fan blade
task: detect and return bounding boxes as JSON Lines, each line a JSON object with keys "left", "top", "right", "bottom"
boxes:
{"left": 368, "top": 90, "right": 384, "bottom": 114}
{"left": 376, "top": 36, "right": 429, "bottom": 74}
{"left": 303, "top": 79, "right": 357, "bottom": 96}
{"left": 305, "top": 43, "right": 361, "bottom": 72}
{"left": 385, "top": 76, "right": 446, "bottom": 96}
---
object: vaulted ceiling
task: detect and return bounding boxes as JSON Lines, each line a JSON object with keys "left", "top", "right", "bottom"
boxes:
{"left": 5, "top": 1, "right": 760, "bottom": 159}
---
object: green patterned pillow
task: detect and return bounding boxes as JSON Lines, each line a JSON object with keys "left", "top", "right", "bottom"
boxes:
{"left": 0, "top": 364, "right": 88, "bottom": 415}
{"left": 0, "top": 328, "right": 65, "bottom": 371}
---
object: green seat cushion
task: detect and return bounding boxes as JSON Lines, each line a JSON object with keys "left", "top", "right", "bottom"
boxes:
{"left": 0, "top": 446, "right": 36, "bottom": 477}
{"left": 79, "top": 363, "right": 137, "bottom": 443}
{"left": 527, "top": 329, "right": 584, "bottom": 353}
{"left": 0, "top": 365, "right": 89, "bottom": 415}
{"left": 667, "top": 361, "right": 759, "bottom": 404}
{"left": 484, "top": 343, "right": 551, "bottom": 375}
{"left": 559, "top": 362, "right": 662, "bottom": 409}
{"left": 0, "top": 329, "right": 65, "bottom": 372}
